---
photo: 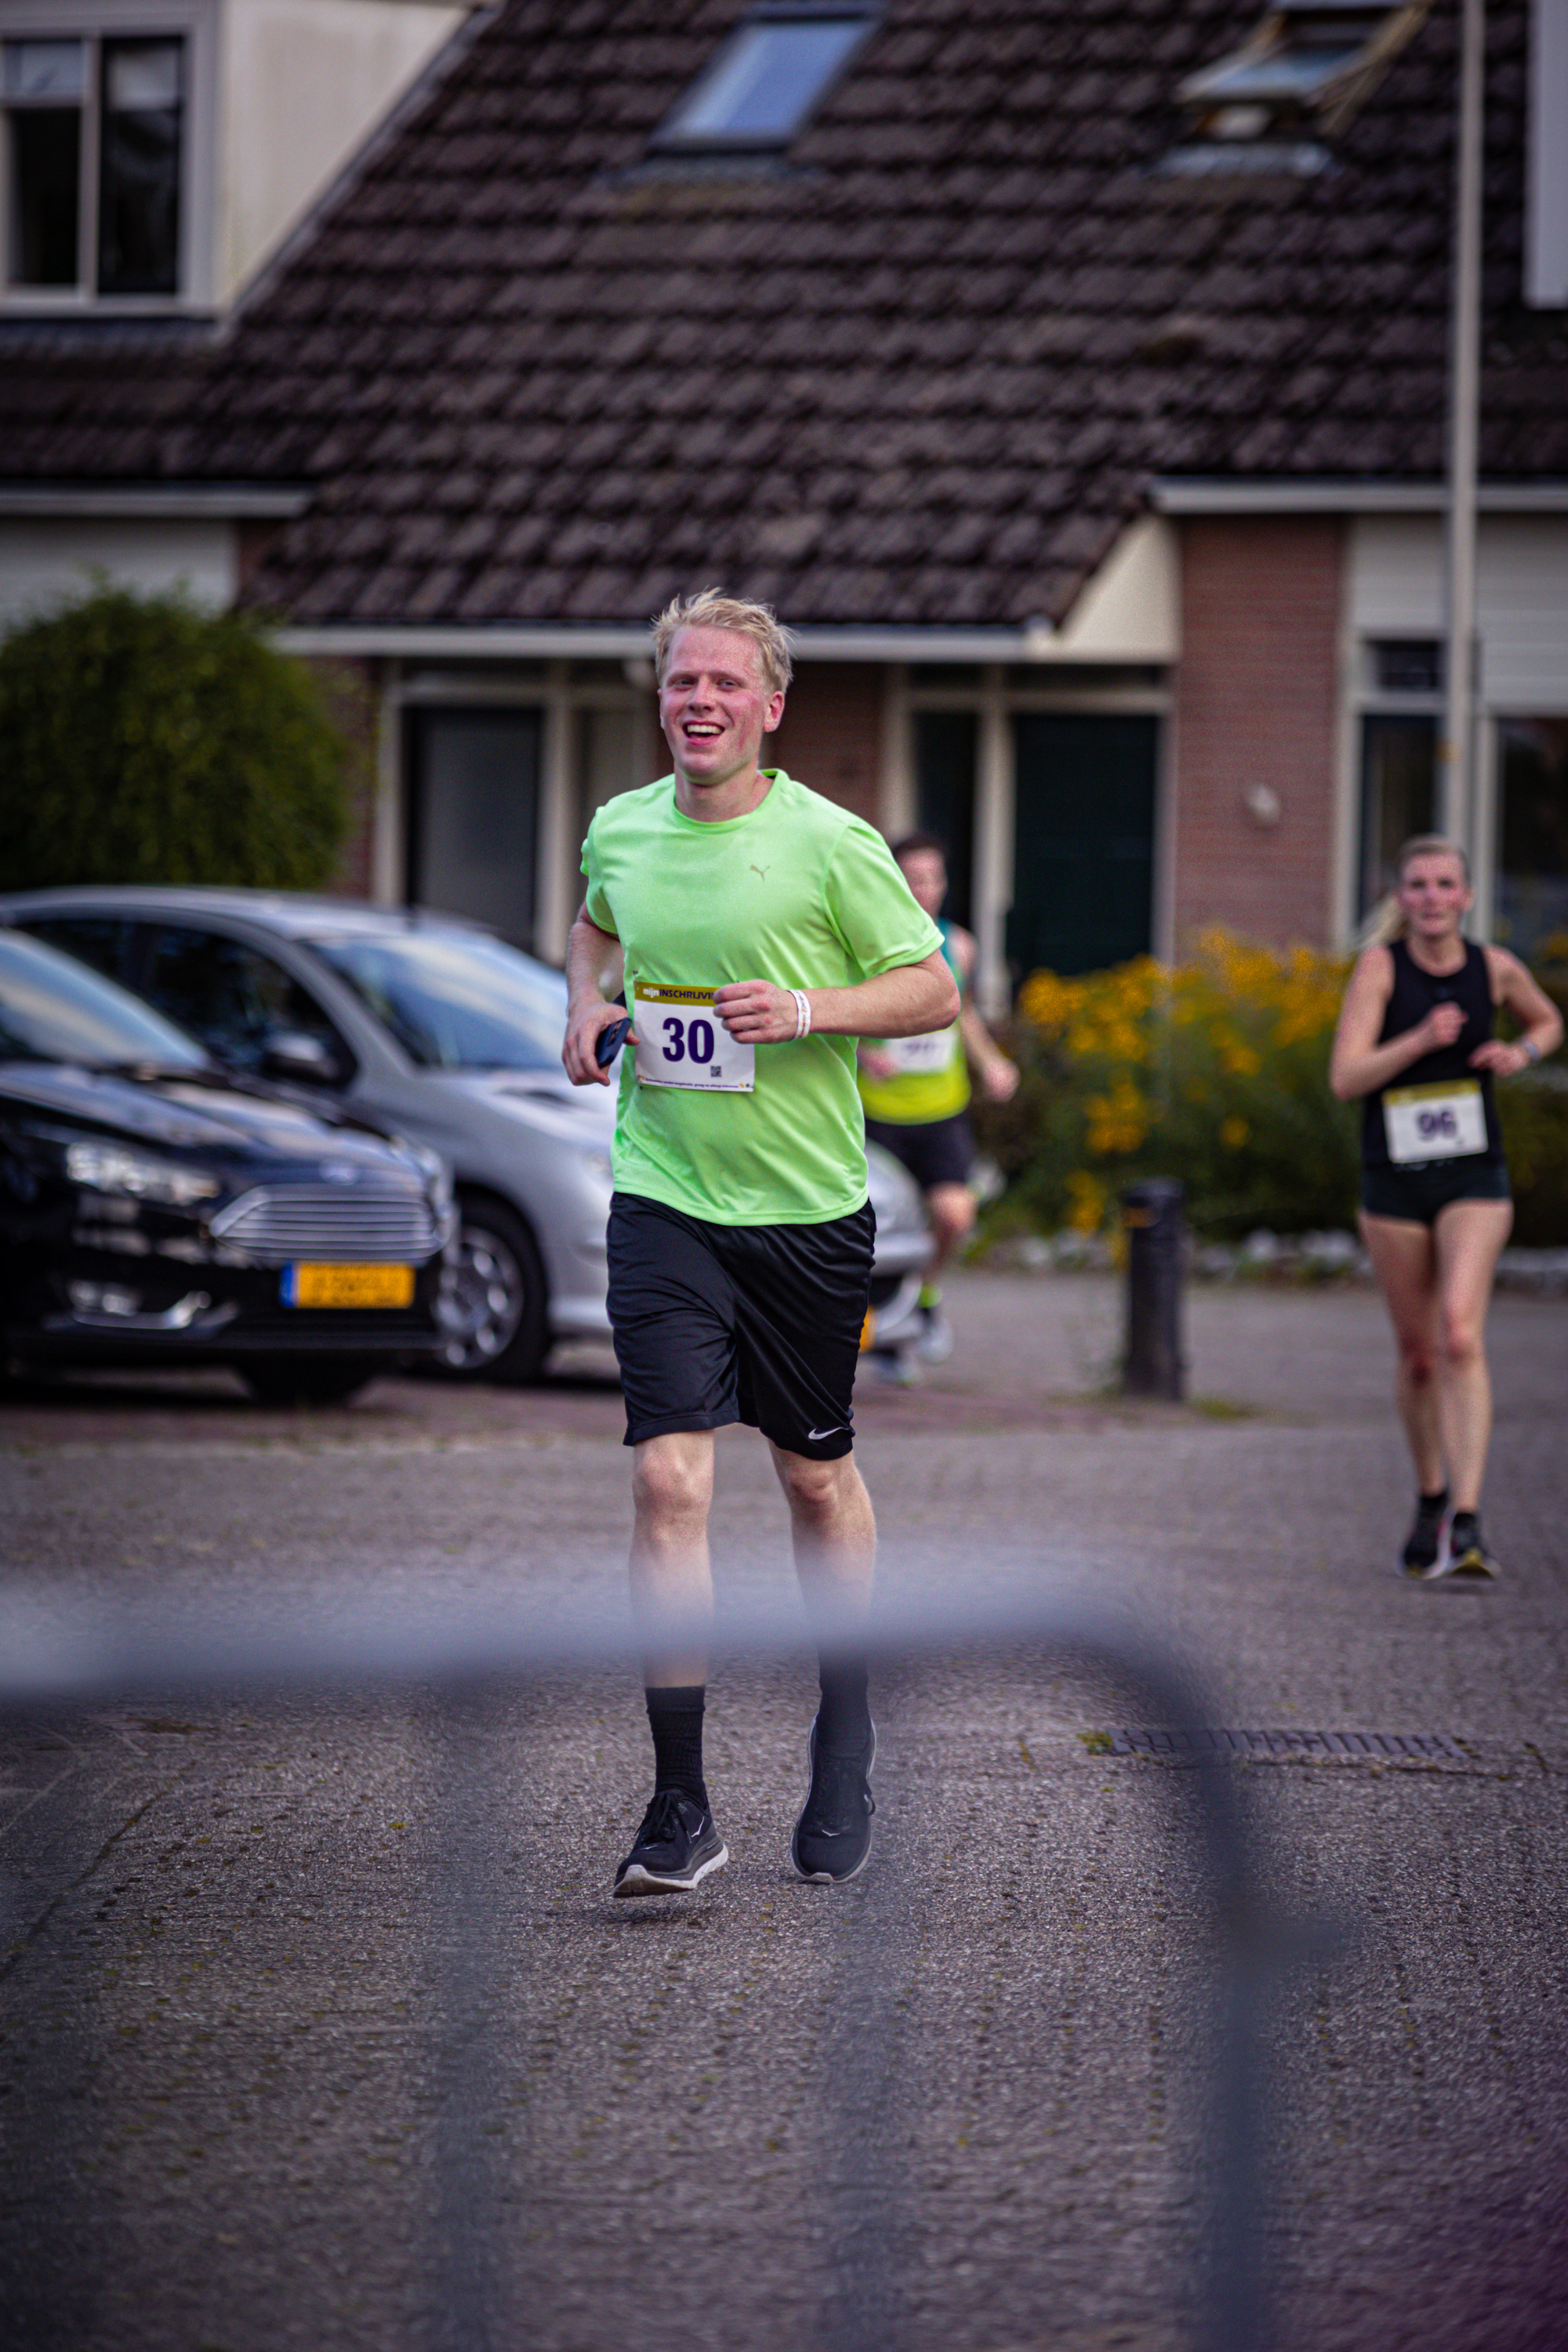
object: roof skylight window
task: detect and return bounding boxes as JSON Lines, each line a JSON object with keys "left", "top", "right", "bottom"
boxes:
{"left": 1163, "top": 1, "right": 1422, "bottom": 176}
{"left": 655, "top": 6, "right": 877, "bottom": 150}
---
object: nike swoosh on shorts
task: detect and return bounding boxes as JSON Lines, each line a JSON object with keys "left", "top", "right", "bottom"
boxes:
{"left": 807, "top": 1425, "right": 848, "bottom": 1442}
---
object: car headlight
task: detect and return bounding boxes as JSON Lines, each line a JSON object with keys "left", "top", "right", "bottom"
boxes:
{"left": 65, "top": 1139, "right": 221, "bottom": 1207}
{"left": 403, "top": 1138, "right": 454, "bottom": 1210}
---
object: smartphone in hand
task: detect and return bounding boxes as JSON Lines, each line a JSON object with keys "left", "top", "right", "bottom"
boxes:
{"left": 596, "top": 1014, "right": 632, "bottom": 1069}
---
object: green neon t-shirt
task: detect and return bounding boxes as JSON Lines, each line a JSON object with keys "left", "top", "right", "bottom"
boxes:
{"left": 582, "top": 770, "right": 942, "bottom": 1225}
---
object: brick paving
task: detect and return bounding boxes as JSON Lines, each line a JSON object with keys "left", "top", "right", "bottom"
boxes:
{"left": 2, "top": 1271, "right": 1565, "bottom": 2351}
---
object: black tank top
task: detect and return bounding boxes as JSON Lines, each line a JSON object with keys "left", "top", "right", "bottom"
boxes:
{"left": 1362, "top": 938, "right": 1502, "bottom": 1167}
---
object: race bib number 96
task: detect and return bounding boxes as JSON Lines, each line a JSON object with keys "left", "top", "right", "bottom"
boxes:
{"left": 1384, "top": 1080, "right": 1487, "bottom": 1163}
{"left": 633, "top": 983, "right": 755, "bottom": 1093}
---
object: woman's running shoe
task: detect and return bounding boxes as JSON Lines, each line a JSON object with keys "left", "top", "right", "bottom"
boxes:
{"left": 1425, "top": 1510, "right": 1501, "bottom": 1582}
{"left": 1399, "top": 1490, "right": 1449, "bottom": 1577}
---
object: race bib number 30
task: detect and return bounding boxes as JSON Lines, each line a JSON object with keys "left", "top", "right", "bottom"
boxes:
{"left": 1385, "top": 1080, "right": 1487, "bottom": 1163}
{"left": 633, "top": 984, "right": 755, "bottom": 1093}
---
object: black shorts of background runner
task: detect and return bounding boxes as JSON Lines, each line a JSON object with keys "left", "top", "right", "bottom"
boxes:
{"left": 1360, "top": 1160, "right": 1512, "bottom": 1225}
{"left": 863, "top": 1110, "right": 975, "bottom": 1192}
{"left": 607, "top": 1194, "right": 875, "bottom": 1460}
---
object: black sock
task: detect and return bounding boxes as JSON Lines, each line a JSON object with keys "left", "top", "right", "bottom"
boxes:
{"left": 1449, "top": 1508, "right": 1479, "bottom": 1535}
{"left": 1418, "top": 1487, "right": 1450, "bottom": 1514}
{"left": 817, "top": 1655, "right": 872, "bottom": 1755}
{"left": 646, "top": 1686, "right": 707, "bottom": 1806}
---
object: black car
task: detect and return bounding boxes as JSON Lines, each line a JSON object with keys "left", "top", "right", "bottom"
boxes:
{"left": 0, "top": 929, "right": 454, "bottom": 1401}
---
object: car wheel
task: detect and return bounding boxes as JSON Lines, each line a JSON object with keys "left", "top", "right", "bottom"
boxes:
{"left": 431, "top": 1194, "right": 548, "bottom": 1384}
{"left": 241, "top": 1355, "right": 383, "bottom": 1406}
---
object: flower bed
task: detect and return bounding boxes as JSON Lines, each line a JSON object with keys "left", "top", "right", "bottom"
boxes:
{"left": 975, "top": 928, "right": 1568, "bottom": 1247}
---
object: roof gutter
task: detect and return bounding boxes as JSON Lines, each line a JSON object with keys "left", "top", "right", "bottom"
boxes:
{"left": 271, "top": 622, "right": 1071, "bottom": 664}
{"left": 0, "top": 484, "right": 311, "bottom": 519}
{"left": 1152, "top": 477, "right": 1568, "bottom": 514}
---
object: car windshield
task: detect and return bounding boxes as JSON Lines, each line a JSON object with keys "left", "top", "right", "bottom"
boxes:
{"left": 308, "top": 928, "right": 567, "bottom": 1071}
{"left": 0, "top": 930, "right": 206, "bottom": 1069}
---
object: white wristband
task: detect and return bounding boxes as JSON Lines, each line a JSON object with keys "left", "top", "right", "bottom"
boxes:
{"left": 791, "top": 988, "right": 811, "bottom": 1040}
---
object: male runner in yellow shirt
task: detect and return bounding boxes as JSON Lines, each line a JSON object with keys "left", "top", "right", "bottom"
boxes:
{"left": 858, "top": 834, "right": 1018, "bottom": 1363}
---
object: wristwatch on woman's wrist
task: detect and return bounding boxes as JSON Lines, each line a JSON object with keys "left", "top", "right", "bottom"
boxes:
{"left": 1519, "top": 1037, "right": 1541, "bottom": 1066}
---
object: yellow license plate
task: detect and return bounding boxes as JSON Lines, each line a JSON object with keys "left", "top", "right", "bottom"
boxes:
{"left": 282, "top": 1262, "right": 416, "bottom": 1309}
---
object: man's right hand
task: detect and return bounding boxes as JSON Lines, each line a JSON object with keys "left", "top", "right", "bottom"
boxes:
{"left": 563, "top": 1003, "right": 634, "bottom": 1086}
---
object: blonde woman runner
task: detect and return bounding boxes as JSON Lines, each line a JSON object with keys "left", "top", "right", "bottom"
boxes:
{"left": 1330, "top": 837, "right": 1562, "bottom": 1580}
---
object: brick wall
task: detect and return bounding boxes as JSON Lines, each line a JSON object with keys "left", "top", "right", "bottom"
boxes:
{"left": 1171, "top": 518, "right": 1343, "bottom": 951}
{"left": 767, "top": 662, "right": 884, "bottom": 826}
{"left": 302, "top": 655, "right": 377, "bottom": 898}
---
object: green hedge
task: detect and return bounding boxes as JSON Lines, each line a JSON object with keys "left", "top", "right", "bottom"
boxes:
{"left": 0, "top": 587, "right": 353, "bottom": 891}
{"left": 975, "top": 929, "right": 1568, "bottom": 1247}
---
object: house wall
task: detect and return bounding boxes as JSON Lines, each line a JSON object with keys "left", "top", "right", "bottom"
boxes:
{"left": 1171, "top": 517, "right": 1343, "bottom": 951}
{"left": 0, "top": 517, "right": 238, "bottom": 630}
{"left": 768, "top": 664, "right": 884, "bottom": 825}
{"left": 218, "top": 0, "right": 468, "bottom": 304}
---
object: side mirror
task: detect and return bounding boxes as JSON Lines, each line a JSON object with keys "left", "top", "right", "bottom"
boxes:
{"left": 262, "top": 1030, "right": 341, "bottom": 1086}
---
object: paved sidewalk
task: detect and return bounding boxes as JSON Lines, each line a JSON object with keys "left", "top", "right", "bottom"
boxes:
{"left": 2, "top": 1272, "right": 1565, "bottom": 2351}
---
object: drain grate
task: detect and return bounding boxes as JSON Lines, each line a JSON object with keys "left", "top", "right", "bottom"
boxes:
{"left": 1106, "top": 1727, "right": 1472, "bottom": 1762}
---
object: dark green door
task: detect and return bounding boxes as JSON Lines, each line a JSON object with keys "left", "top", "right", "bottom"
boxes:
{"left": 1008, "top": 713, "right": 1157, "bottom": 978}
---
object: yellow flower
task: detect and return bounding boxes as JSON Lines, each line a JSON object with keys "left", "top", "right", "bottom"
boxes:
{"left": 1220, "top": 1114, "right": 1249, "bottom": 1151}
{"left": 1065, "top": 1169, "right": 1107, "bottom": 1233}
{"left": 1084, "top": 1072, "right": 1149, "bottom": 1155}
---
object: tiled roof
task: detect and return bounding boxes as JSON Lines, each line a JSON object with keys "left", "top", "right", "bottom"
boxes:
{"left": 0, "top": 322, "right": 209, "bottom": 482}
{"left": 3, "top": 0, "right": 1563, "bottom": 630}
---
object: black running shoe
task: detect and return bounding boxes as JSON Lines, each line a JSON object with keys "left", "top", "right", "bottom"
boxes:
{"left": 791, "top": 1716, "right": 876, "bottom": 1885}
{"left": 1426, "top": 1510, "right": 1500, "bottom": 1582}
{"left": 613, "top": 1788, "right": 728, "bottom": 1897}
{"left": 1399, "top": 1490, "right": 1449, "bottom": 1577}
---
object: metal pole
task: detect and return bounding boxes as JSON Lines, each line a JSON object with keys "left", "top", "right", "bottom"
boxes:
{"left": 1122, "top": 1178, "right": 1185, "bottom": 1399}
{"left": 1440, "top": 0, "right": 1485, "bottom": 861}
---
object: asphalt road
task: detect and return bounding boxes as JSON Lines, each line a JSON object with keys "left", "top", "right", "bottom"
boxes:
{"left": 2, "top": 1271, "right": 1566, "bottom": 2352}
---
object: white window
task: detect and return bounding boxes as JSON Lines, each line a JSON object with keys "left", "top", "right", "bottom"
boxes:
{"left": 1167, "top": 2, "right": 1420, "bottom": 176}
{"left": 2, "top": 27, "right": 185, "bottom": 297}
{"left": 655, "top": 6, "right": 877, "bottom": 150}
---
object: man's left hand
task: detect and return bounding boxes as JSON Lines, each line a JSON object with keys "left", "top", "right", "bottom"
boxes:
{"left": 713, "top": 979, "right": 801, "bottom": 1044}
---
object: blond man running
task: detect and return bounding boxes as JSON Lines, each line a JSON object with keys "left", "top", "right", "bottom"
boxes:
{"left": 562, "top": 590, "right": 957, "bottom": 1893}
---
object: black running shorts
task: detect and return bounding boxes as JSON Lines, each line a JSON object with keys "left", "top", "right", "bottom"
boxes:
{"left": 1360, "top": 1158, "right": 1511, "bottom": 1225}
{"left": 607, "top": 1192, "right": 876, "bottom": 1460}
{"left": 863, "top": 1111, "right": 975, "bottom": 1193}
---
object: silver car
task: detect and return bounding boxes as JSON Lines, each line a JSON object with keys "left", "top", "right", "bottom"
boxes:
{"left": 0, "top": 889, "right": 930, "bottom": 1381}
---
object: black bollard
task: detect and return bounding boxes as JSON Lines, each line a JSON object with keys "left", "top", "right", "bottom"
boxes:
{"left": 1121, "top": 1178, "right": 1185, "bottom": 1400}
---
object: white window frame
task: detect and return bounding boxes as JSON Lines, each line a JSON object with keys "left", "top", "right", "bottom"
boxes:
{"left": 384, "top": 660, "right": 659, "bottom": 963}
{"left": 1347, "top": 637, "right": 1443, "bottom": 931}
{"left": 903, "top": 664, "right": 1172, "bottom": 1013}
{"left": 0, "top": 0, "right": 216, "bottom": 312}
